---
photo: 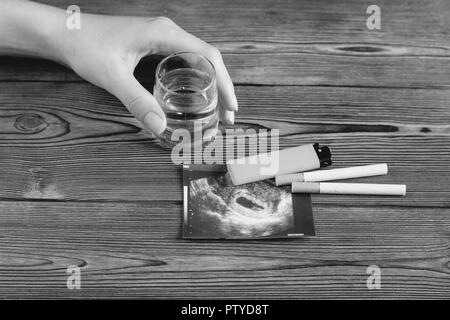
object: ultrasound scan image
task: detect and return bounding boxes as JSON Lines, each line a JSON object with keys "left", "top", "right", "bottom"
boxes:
{"left": 183, "top": 165, "right": 315, "bottom": 239}
{"left": 188, "top": 173, "right": 293, "bottom": 238}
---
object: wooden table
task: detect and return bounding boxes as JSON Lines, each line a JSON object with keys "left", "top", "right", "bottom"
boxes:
{"left": 0, "top": 0, "right": 449, "bottom": 299}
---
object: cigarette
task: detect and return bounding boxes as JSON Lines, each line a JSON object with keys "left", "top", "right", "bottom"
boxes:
{"left": 275, "top": 163, "right": 388, "bottom": 186}
{"left": 292, "top": 182, "right": 406, "bottom": 196}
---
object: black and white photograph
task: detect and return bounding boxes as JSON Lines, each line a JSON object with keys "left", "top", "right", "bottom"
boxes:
{"left": 0, "top": 0, "right": 449, "bottom": 306}
{"left": 183, "top": 165, "right": 315, "bottom": 239}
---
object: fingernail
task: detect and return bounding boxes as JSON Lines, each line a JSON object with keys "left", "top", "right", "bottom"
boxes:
{"left": 231, "top": 94, "right": 238, "bottom": 111}
{"left": 143, "top": 112, "right": 166, "bottom": 135}
{"left": 227, "top": 112, "right": 235, "bottom": 125}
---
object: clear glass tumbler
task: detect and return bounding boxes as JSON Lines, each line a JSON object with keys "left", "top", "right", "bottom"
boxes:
{"left": 153, "top": 52, "right": 218, "bottom": 149}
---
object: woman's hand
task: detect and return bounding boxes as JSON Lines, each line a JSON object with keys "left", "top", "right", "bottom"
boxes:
{"left": 0, "top": 1, "right": 238, "bottom": 135}
{"left": 57, "top": 15, "right": 238, "bottom": 135}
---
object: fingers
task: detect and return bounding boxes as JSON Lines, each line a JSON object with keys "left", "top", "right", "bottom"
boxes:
{"left": 178, "top": 35, "right": 238, "bottom": 113}
{"left": 110, "top": 72, "right": 167, "bottom": 135}
{"left": 219, "top": 106, "right": 235, "bottom": 125}
{"left": 206, "top": 47, "right": 238, "bottom": 113}
{"left": 152, "top": 18, "right": 238, "bottom": 113}
{"left": 168, "top": 32, "right": 238, "bottom": 125}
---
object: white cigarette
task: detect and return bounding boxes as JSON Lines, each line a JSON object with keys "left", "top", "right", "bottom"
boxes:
{"left": 275, "top": 163, "right": 388, "bottom": 186}
{"left": 292, "top": 182, "right": 406, "bottom": 196}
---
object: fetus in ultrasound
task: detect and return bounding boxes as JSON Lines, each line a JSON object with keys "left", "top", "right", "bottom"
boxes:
{"left": 189, "top": 173, "right": 293, "bottom": 238}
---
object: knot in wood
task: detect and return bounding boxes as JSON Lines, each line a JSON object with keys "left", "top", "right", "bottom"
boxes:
{"left": 14, "top": 113, "right": 47, "bottom": 133}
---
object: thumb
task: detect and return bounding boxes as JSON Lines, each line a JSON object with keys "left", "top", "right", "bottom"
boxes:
{"left": 111, "top": 74, "right": 167, "bottom": 135}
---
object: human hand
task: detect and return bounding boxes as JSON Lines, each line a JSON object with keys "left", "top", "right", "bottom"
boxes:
{"left": 57, "top": 15, "right": 238, "bottom": 135}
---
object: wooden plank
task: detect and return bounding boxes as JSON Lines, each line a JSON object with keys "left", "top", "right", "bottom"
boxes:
{"left": 0, "top": 82, "right": 449, "bottom": 205}
{"left": 1, "top": 138, "right": 448, "bottom": 206}
{"left": 1, "top": 50, "right": 449, "bottom": 87}
{"left": 1, "top": 82, "right": 449, "bottom": 124}
{"left": 0, "top": 0, "right": 449, "bottom": 86}
{"left": 0, "top": 201, "right": 448, "bottom": 299}
{"left": 36, "top": 0, "right": 450, "bottom": 46}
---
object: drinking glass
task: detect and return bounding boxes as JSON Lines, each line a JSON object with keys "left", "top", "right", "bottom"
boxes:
{"left": 153, "top": 52, "right": 218, "bottom": 149}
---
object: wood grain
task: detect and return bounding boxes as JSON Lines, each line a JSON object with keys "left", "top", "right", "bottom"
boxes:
{"left": 2, "top": 49, "right": 450, "bottom": 87}
{"left": 1, "top": 0, "right": 449, "bottom": 87}
{"left": 2, "top": 82, "right": 450, "bottom": 125}
{"left": 0, "top": 0, "right": 449, "bottom": 299}
{"left": 0, "top": 201, "right": 448, "bottom": 299}
{"left": 35, "top": 0, "right": 450, "bottom": 46}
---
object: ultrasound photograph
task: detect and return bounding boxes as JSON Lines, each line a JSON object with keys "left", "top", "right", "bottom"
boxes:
{"left": 183, "top": 165, "right": 315, "bottom": 239}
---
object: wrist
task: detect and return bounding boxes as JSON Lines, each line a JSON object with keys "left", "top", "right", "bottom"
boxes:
{"left": 31, "top": 5, "right": 72, "bottom": 66}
